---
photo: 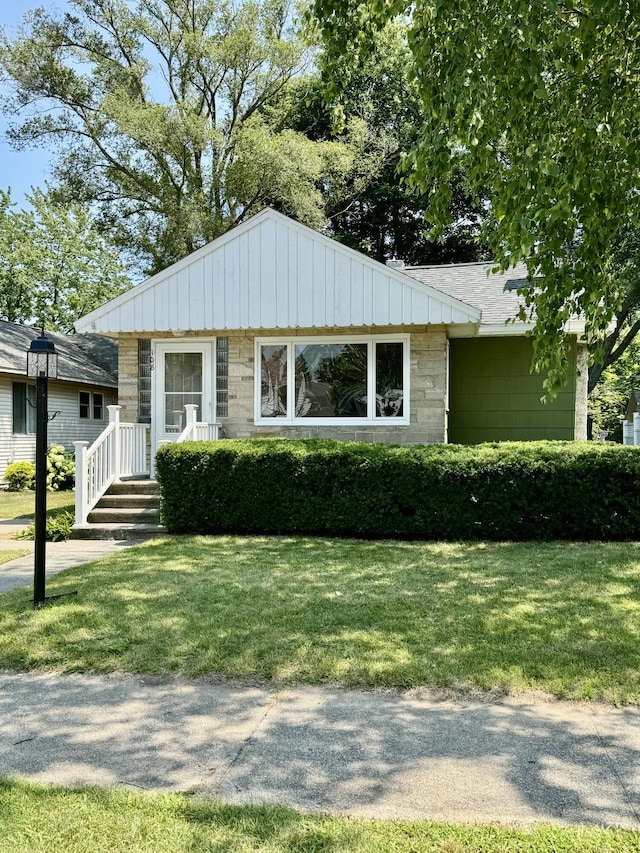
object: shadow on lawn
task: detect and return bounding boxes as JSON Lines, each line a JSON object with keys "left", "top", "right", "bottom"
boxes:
{"left": 2, "top": 536, "right": 639, "bottom": 702}
{"left": 1, "top": 537, "right": 639, "bottom": 829}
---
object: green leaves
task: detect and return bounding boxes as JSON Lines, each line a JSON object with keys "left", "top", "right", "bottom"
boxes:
{"left": 0, "top": 187, "right": 132, "bottom": 332}
{"left": 311, "top": 0, "right": 640, "bottom": 394}
{"left": 157, "top": 437, "right": 640, "bottom": 540}
{"left": 0, "top": 0, "right": 349, "bottom": 274}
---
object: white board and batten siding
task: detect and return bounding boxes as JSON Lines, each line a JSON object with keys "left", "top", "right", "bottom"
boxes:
{"left": 76, "top": 209, "right": 480, "bottom": 335}
{"left": 0, "top": 375, "right": 116, "bottom": 480}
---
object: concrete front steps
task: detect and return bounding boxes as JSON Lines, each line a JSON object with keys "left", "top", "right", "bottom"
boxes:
{"left": 71, "top": 479, "right": 167, "bottom": 540}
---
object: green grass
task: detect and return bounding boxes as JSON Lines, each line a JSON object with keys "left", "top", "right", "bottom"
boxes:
{"left": 0, "top": 550, "right": 30, "bottom": 565}
{"left": 0, "top": 490, "right": 75, "bottom": 521}
{"left": 1, "top": 779, "right": 638, "bottom": 853}
{"left": 0, "top": 536, "right": 639, "bottom": 703}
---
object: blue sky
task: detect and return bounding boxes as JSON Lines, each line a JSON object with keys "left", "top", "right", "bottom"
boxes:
{"left": 0, "top": 0, "right": 69, "bottom": 207}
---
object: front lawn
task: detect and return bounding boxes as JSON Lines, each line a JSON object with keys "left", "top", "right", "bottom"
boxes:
{"left": 0, "top": 490, "right": 75, "bottom": 522}
{"left": 1, "top": 779, "right": 638, "bottom": 853}
{"left": 0, "top": 536, "right": 638, "bottom": 703}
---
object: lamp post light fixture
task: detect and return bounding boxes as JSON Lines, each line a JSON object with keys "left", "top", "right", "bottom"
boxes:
{"left": 26, "top": 330, "right": 59, "bottom": 609}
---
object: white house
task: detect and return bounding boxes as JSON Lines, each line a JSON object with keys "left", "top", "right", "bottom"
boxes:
{"left": 0, "top": 320, "right": 118, "bottom": 481}
{"left": 75, "top": 207, "right": 587, "bottom": 454}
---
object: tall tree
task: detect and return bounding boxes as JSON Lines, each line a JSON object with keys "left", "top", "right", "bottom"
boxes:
{"left": 589, "top": 227, "right": 640, "bottom": 394}
{"left": 309, "top": 0, "right": 640, "bottom": 395}
{"left": 0, "top": 187, "right": 132, "bottom": 332}
{"left": 274, "top": 21, "right": 490, "bottom": 264}
{"left": 0, "top": 0, "right": 381, "bottom": 274}
{"left": 0, "top": 190, "right": 33, "bottom": 323}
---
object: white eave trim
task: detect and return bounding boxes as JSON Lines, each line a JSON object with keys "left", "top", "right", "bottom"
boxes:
{"left": 475, "top": 320, "right": 586, "bottom": 337}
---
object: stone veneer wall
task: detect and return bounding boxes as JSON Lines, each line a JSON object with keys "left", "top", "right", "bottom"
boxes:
{"left": 117, "top": 325, "right": 448, "bottom": 446}
{"left": 117, "top": 336, "right": 140, "bottom": 426}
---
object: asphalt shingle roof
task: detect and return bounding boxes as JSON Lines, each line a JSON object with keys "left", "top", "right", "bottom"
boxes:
{"left": 404, "top": 261, "right": 532, "bottom": 326}
{"left": 0, "top": 320, "right": 117, "bottom": 388}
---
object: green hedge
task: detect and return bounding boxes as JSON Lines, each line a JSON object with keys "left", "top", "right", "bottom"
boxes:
{"left": 155, "top": 439, "right": 640, "bottom": 540}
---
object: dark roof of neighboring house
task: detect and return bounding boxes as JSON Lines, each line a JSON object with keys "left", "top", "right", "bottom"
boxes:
{"left": 404, "top": 261, "right": 532, "bottom": 326}
{"left": 0, "top": 320, "right": 117, "bottom": 388}
{"left": 625, "top": 389, "right": 640, "bottom": 420}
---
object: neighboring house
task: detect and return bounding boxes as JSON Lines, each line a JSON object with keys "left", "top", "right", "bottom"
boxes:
{"left": 622, "top": 390, "right": 640, "bottom": 445}
{"left": 74, "top": 207, "right": 587, "bottom": 455}
{"left": 0, "top": 321, "right": 118, "bottom": 480}
{"left": 625, "top": 389, "right": 640, "bottom": 424}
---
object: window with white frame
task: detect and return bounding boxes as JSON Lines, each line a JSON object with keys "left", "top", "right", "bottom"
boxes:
{"left": 12, "top": 382, "right": 36, "bottom": 434}
{"left": 93, "top": 392, "right": 104, "bottom": 420}
{"left": 256, "top": 335, "right": 409, "bottom": 424}
{"left": 79, "top": 390, "right": 106, "bottom": 420}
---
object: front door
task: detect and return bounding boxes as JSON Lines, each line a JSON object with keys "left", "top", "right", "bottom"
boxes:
{"left": 153, "top": 339, "right": 215, "bottom": 450}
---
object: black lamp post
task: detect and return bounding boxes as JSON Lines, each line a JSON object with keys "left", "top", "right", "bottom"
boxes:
{"left": 26, "top": 330, "right": 58, "bottom": 609}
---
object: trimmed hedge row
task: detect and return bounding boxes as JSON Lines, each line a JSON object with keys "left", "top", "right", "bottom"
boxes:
{"left": 155, "top": 438, "right": 640, "bottom": 540}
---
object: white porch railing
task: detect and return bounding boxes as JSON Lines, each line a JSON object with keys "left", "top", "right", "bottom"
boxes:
{"left": 74, "top": 405, "right": 149, "bottom": 526}
{"left": 623, "top": 412, "right": 640, "bottom": 445}
{"left": 74, "top": 404, "right": 221, "bottom": 526}
{"left": 176, "top": 404, "right": 221, "bottom": 443}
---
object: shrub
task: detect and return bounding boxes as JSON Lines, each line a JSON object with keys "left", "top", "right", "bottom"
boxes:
{"left": 18, "top": 510, "right": 74, "bottom": 542}
{"left": 4, "top": 461, "right": 36, "bottom": 491}
{"left": 46, "top": 444, "right": 75, "bottom": 491}
{"left": 155, "top": 438, "right": 640, "bottom": 541}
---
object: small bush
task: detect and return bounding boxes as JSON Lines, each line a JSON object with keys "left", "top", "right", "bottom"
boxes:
{"left": 156, "top": 438, "right": 640, "bottom": 541}
{"left": 18, "top": 509, "right": 74, "bottom": 542}
{"left": 46, "top": 444, "right": 75, "bottom": 491}
{"left": 4, "top": 461, "right": 36, "bottom": 491}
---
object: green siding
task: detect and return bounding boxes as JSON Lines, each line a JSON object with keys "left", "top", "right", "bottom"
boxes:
{"left": 448, "top": 337, "right": 576, "bottom": 444}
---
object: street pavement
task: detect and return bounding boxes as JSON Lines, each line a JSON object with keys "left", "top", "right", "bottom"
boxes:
{"left": 0, "top": 531, "right": 638, "bottom": 829}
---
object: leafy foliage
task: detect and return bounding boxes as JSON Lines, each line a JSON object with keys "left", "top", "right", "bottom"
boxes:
{"left": 3, "top": 446, "right": 74, "bottom": 493}
{"left": 46, "top": 444, "right": 75, "bottom": 491}
{"left": 3, "top": 461, "right": 35, "bottom": 491}
{"left": 589, "top": 226, "right": 640, "bottom": 394}
{"left": 276, "top": 20, "right": 490, "bottom": 264}
{"left": 0, "top": 188, "right": 131, "bottom": 331}
{"left": 589, "top": 332, "right": 640, "bottom": 441}
{"left": 309, "top": 0, "right": 640, "bottom": 396}
{"left": 18, "top": 508, "right": 74, "bottom": 542}
{"left": 0, "top": 0, "right": 385, "bottom": 274}
{"left": 156, "top": 438, "right": 640, "bottom": 540}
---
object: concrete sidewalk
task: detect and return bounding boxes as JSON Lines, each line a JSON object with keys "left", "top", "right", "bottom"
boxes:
{"left": 0, "top": 670, "right": 639, "bottom": 829}
{"left": 0, "top": 532, "right": 150, "bottom": 595}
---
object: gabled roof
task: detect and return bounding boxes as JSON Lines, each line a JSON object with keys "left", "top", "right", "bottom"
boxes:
{"left": 0, "top": 320, "right": 118, "bottom": 388}
{"left": 75, "top": 208, "right": 481, "bottom": 334}
{"left": 625, "top": 389, "right": 640, "bottom": 420}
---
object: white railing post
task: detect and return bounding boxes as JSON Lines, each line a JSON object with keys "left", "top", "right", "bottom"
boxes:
{"left": 634, "top": 412, "right": 640, "bottom": 446}
{"left": 74, "top": 441, "right": 89, "bottom": 526}
{"left": 108, "top": 405, "right": 122, "bottom": 480}
{"left": 184, "top": 404, "right": 198, "bottom": 428}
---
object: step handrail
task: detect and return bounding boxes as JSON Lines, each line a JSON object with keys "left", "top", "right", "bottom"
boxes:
{"left": 74, "top": 406, "right": 149, "bottom": 526}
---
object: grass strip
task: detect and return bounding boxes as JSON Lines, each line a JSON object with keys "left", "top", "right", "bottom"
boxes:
{"left": 0, "top": 550, "right": 30, "bottom": 566}
{"left": 1, "top": 779, "right": 638, "bottom": 853}
{"left": 0, "top": 491, "right": 75, "bottom": 522}
{"left": 0, "top": 536, "right": 638, "bottom": 703}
